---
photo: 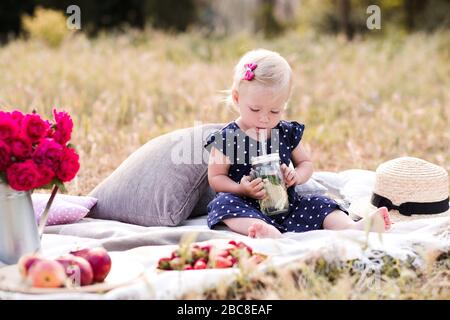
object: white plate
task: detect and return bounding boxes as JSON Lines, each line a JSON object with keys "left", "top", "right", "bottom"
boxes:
{"left": 0, "top": 255, "right": 145, "bottom": 294}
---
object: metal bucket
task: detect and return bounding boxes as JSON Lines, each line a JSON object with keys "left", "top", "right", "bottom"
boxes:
{"left": 0, "top": 182, "right": 41, "bottom": 265}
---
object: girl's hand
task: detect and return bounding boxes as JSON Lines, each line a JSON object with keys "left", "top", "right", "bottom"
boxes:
{"left": 239, "top": 176, "right": 266, "bottom": 200}
{"left": 281, "top": 164, "right": 298, "bottom": 188}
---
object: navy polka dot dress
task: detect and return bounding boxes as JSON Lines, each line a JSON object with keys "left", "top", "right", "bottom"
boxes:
{"left": 204, "top": 120, "right": 345, "bottom": 233}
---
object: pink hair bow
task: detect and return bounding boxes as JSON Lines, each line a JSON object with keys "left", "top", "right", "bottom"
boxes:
{"left": 243, "top": 63, "right": 257, "bottom": 81}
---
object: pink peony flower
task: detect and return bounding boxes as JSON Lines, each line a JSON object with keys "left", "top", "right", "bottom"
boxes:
{"left": 36, "top": 164, "right": 55, "bottom": 187}
{"left": 32, "top": 138, "right": 63, "bottom": 171}
{"left": 6, "top": 160, "right": 40, "bottom": 191}
{"left": 9, "top": 134, "right": 32, "bottom": 159}
{"left": 0, "top": 111, "right": 19, "bottom": 140}
{"left": 21, "top": 113, "right": 50, "bottom": 143}
{"left": 10, "top": 110, "right": 25, "bottom": 126}
{"left": 57, "top": 147, "right": 80, "bottom": 182}
{"left": 0, "top": 140, "right": 12, "bottom": 171}
{"left": 52, "top": 109, "right": 73, "bottom": 146}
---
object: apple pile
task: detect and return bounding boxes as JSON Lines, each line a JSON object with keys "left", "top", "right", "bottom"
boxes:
{"left": 157, "top": 240, "right": 265, "bottom": 271}
{"left": 18, "top": 247, "right": 112, "bottom": 288}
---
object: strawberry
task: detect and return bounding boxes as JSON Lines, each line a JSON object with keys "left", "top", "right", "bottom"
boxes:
{"left": 216, "top": 249, "right": 231, "bottom": 258}
{"left": 157, "top": 257, "right": 172, "bottom": 270}
{"left": 191, "top": 247, "right": 208, "bottom": 261}
{"left": 183, "top": 265, "right": 193, "bottom": 270}
{"left": 214, "top": 256, "right": 233, "bottom": 268}
{"left": 228, "top": 240, "right": 238, "bottom": 246}
{"left": 193, "top": 259, "right": 207, "bottom": 270}
{"left": 169, "top": 257, "right": 184, "bottom": 270}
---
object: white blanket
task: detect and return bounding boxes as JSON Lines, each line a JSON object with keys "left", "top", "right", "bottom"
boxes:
{"left": 1, "top": 169, "right": 449, "bottom": 300}
{"left": 0, "top": 215, "right": 448, "bottom": 300}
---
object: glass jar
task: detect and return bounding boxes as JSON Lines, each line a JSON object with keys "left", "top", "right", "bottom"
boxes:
{"left": 249, "top": 153, "right": 289, "bottom": 215}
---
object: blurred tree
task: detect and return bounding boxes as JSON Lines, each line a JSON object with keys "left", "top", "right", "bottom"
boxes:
{"left": 0, "top": 0, "right": 197, "bottom": 40}
{"left": 0, "top": 0, "right": 34, "bottom": 43}
{"left": 254, "top": 0, "right": 285, "bottom": 37}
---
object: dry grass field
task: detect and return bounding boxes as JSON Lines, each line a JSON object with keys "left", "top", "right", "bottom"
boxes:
{"left": 0, "top": 29, "right": 448, "bottom": 299}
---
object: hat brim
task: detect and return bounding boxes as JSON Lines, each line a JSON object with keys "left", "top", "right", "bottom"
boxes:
{"left": 348, "top": 196, "right": 450, "bottom": 223}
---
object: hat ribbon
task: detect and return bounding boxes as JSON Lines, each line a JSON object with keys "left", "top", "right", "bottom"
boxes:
{"left": 371, "top": 193, "right": 449, "bottom": 216}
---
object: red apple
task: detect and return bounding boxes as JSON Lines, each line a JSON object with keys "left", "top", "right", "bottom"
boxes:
{"left": 28, "top": 259, "right": 67, "bottom": 288}
{"left": 70, "top": 247, "right": 112, "bottom": 282}
{"left": 56, "top": 254, "right": 94, "bottom": 286}
{"left": 18, "top": 253, "right": 43, "bottom": 278}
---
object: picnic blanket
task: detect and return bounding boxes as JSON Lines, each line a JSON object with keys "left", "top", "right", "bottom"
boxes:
{"left": 0, "top": 170, "right": 449, "bottom": 300}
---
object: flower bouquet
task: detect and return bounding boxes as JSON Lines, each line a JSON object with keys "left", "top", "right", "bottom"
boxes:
{"left": 0, "top": 108, "right": 80, "bottom": 236}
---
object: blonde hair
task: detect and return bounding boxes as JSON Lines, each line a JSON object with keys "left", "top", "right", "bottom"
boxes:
{"left": 225, "top": 49, "right": 293, "bottom": 109}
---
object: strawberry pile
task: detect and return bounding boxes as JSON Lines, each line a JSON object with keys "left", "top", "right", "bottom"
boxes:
{"left": 157, "top": 240, "right": 265, "bottom": 271}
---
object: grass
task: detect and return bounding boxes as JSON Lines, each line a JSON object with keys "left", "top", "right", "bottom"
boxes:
{"left": 0, "top": 29, "right": 449, "bottom": 299}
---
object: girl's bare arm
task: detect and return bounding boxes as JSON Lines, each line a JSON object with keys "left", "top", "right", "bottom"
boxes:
{"left": 290, "top": 142, "right": 314, "bottom": 185}
{"left": 207, "top": 147, "right": 243, "bottom": 196}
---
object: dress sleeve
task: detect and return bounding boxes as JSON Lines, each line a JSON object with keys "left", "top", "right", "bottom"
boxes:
{"left": 204, "top": 129, "right": 227, "bottom": 156}
{"left": 288, "top": 121, "right": 305, "bottom": 150}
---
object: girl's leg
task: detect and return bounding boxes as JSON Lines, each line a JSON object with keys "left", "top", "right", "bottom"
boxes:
{"left": 223, "top": 217, "right": 282, "bottom": 238}
{"left": 323, "top": 207, "right": 391, "bottom": 232}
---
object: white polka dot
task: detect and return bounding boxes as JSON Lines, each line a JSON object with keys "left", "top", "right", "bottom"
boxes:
{"left": 295, "top": 207, "right": 298, "bottom": 210}
{"left": 314, "top": 224, "right": 317, "bottom": 227}
{"left": 304, "top": 207, "right": 307, "bottom": 210}
{"left": 285, "top": 129, "right": 288, "bottom": 132}
{"left": 230, "top": 200, "right": 234, "bottom": 203}
{"left": 300, "top": 215, "right": 303, "bottom": 218}
{"left": 308, "top": 198, "right": 311, "bottom": 201}
{"left": 292, "top": 215, "right": 295, "bottom": 218}
{"left": 283, "top": 135, "right": 286, "bottom": 138}
{"left": 249, "top": 215, "right": 253, "bottom": 217}
{"left": 242, "top": 210, "right": 246, "bottom": 213}
{"left": 271, "top": 220, "right": 275, "bottom": 223}
{"left": 250, "top": 144, "right": 253, "bottom": 147}
{"left": 233, "top": 213, "right": 237, "bottom": 216}
{"left": 309, "top": 216, "right": 312, "bottom": 219}
{"left": 289, "top": 221, "right": 292, "bottom": 224}
{"left": 317, "top": 214, "right": 320, "bottom": 217}
{"left": 280, "top": 142, "right": 283, "bottom": 145}
{"left": 236, "top": 206, "right": 240, "bottom": 209}
{"left": 297, "top": 224, "right": 300, "bottom": 227}
{"left": 225, "top": 196, "right": 228, "bottom": 199}
{"left": 283, "top": 154, "right": 286, "bottom": 157}
{"left": 328, "top": 205, "right": 331, "bottom": 207}
{"left": 320, "top": 205, "right": 323, "bottom": 208}
{"left": 216, "top": 201, "right": 219, "bottom": 204}
{"left": 312, "top": 206, "right": 315, "bottom": 209}
{"left": 227, "top": 210, "right": 230, "bottom": 213}
{"left": 221, "top": 206, "right": 224, "bottom": 209}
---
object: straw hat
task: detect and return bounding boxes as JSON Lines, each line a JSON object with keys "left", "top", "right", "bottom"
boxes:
{"left": 348, "top": 157, "right": 450, "bottom": 222}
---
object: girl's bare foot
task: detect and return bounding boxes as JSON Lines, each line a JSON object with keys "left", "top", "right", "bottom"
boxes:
{"left": 248, "top": 221, "right": 282, "bottom": 238}
{"left": 363, "top": 207, "right": 392, "bottom": 232}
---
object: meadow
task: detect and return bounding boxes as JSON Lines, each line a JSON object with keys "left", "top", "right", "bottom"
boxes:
{"left": 0, "top": 29, "right": 448, "bottom": 299}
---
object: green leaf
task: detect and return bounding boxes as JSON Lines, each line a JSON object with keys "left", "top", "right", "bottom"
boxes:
{"left": 54, "top": 179, "right": 67, "bottom": 193}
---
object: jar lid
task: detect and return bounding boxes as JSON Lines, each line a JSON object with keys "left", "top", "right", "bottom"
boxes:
{"left": 251, "top": 153, "right": 280, "bottom": 165}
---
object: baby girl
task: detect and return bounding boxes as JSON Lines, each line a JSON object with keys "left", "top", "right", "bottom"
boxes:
{"left": 204, "top": 49, "right": 391, "bottom": 238}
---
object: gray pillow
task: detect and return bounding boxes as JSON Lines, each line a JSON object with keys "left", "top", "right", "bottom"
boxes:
{"left": 88, "top": 124, "right": 224, "bottom": 226}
